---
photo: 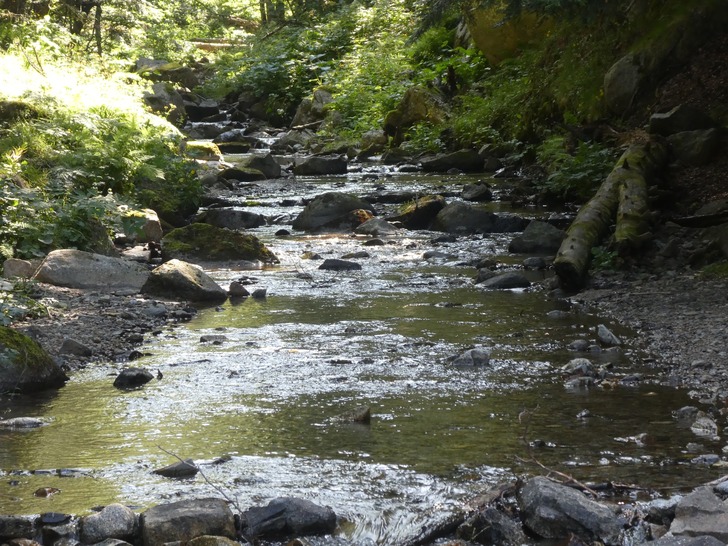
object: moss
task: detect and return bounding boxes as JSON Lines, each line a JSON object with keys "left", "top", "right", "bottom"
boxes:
{"left": 0, "top": 325, "right": 66, "bottom": 393}
{"left": 184, "top": 140, "right": 222, "bottom": 160}
{"left": 700, "top": 260, "right": 728, "bottom": 279}
{"left": 162, "top": 223, "right": 279, "bottom": 263}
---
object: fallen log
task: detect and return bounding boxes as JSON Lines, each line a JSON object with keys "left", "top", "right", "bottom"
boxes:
{"left": 554, "top": 139, "right": 667, "bottom": 289}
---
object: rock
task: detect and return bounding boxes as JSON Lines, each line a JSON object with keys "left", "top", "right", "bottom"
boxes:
{"left": 33, "top": 250, "right": 149, "bottom": 292}
{"left": 143, "top": 82, "right": 186, "bottom": 126}
{"left": 197, "top": 208, "right": 266, "bottom": 230}
{"left": 200, "top": 335, "right": 228, "bottom": 344}
{"left": 523, "top": 256, "right": 548, "bottom": 270}
{"left": 142, "top": 260, "right": 228, "bottom": 303}
{"left": 318, "top": 259, "right": 362, "bottom": 271}
{"left": 228, "top": 281, "right": 249, "bottom": 298}
{"left": 270, "top": 129, "right": 317, "bottom": 153}
{"left": 185, "top": 103, "right": 220, "bottom": 122}
{"left": 0, "top": 417, "right": 46, "bottom": 429}
{"left": 457, "top": 507, "right": 527, "bottom": 545}
{"left": 59, "top": 338, "right": 93, "bottom": 357}
{"left": 646, "top": 496, "right": 682, "bottom": 526}
{"left": 649, "top": 104, "right": 716, "bottom": 136}
{"left": 433, "top": 202, "right": 528, "bottom": 234}
{"left": 386, "top": 195, "right": 447, "bottom": 230}
{"left": 667, "top": 129, "right": 721, "bottom": 166}
{"left": 0, "top": 326, "right": 68, "bottom": 393}
{"left": 354, "top": 218, "right": 400, "bottom": 237}
{"left": 420, "top": 149, "right": 484, "bottom": 173}
{"left": 0, "top": 516, "right": 35, "bottom": 540}
{"left": 184, "top": 141, "right": 223, "bottom": 161}
{"left": 120, "top": 208, "right": 164, "bottom": 244}
{"left": 518, "top": 476, "right": 624, "bottom": 545}
{"left": 451, "top": 347, "right": 490, "bottom": 367}
{"left": 461, "top": 181, "right": 493, "bottom": 201}
{"left": 218, "top": 166, "right": 267, "bottom": 182}
{"left": 568, "top": 339, "right": 590, "bottom": 352}
{"left": 334, "top": 405, "right": 371, "bottom": 424}
{"left": 690, "top": 412, "right": 719, "bottom": 438}
{"left": 476, "top": 271, "right": 530, "bottom": 290}
{"left": 80, "top": 504, "right": 137, "bottom": 544}
{"left": 161, "top": 224, "right": 278, "bottom": 264}
{"left": 669, "top": 487, "right": 728, "bottom": 542}
{"left": 153, "top": 459, "right": 199, "bottom": 478}
{"left": 508, "top": 220, "right": 565, "bottom": 254}
{"left": 562, "top": 358, "right": 595, "bottom": 376}
{"left": 113, "top": 367, "right": 154, "bottom": 389}
{"left": 236, "top": 153, "right": 282, "bottom": 179}
{"left": 604, "top": 53, "right": 643, "bottom": 115}
{"left": 251, "top": 288, "right": 267, "bottom": 299}
{"left": 141, "top": 498, "right": 235, "bottom": 546}
{"left": 597, "top": 324, "right": 621, "bottom": 346}
{"left": 292, "top": 192, "right": 375, "bottom": 232}
{"left": 293, "top": 155, "right": 348, "bottom": 176}
{"left": 241, "top": 497, "right": 337, "bottom": 539}
{"left": 2, "top": 258, "right": 38, "bottom": 279}
{"left": 290, "top": 88, "right": 333, "bottom": 128}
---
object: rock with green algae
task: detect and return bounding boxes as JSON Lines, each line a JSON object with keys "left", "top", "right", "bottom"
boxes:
{"left": 161, "top": 223, "right": 278, "bottom": 264}
{"left": 0, "top": 326, "right": 68, "bottom": 393}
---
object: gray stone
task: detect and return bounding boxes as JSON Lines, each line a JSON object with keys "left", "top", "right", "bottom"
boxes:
{"left": 318, "top": 259, "right": 362, "bottom": 271}
{"left": 34, "top": 250, "right": 149, "bottom": 292}
{"left": 597, "top": 324, "right": 621, "bottom": 346}
{"left": 113, "top": 368, "right": 154, "bottom": 389}
{"left": 669, "top": 487, "right": 728, "bottom": 542}
{"left": 668, "top": 129, "right": 721, "bottom": 166}
{"left": 646, "top": 496, "right": 682, "bottom": 526}
{"left": 59, "top": 338, "right": 93, "bottom": 357}
{"left": 0, "top": 417, "right": 46, "bottom": 428}
{"left": 237, "top": 153, "right": 282, "bottom": 179}
{"left": 386, "top": 195, "right": 447, "bottom": 230}
{"left": 140, "top": 498, "right": 235, "bottom": 546}
{"left": 354, "top": 218, "right": 400, "bottom": 237}
{"left": 523, "top": 256, "right": 547, "bottom": 270}
{"left": 420, "top": 149, "right": 484, "bottom": 173}
{"left": 457, "top": 507, "right": 526, "bottom": 545}
{"left": 434, "top": 202, "right": 528, "bottom": 234}
{"left": 562, "top": 358, "right": 595, "bottom": 377}
{"left": 451, "top": 347, "right": 491, "bottom": 367}
{"left": 153, "top": 459, "right": 199, "bottom": 478}
{"left": 649, "top": 104, "right": 716, "bottom": 136}
{"left": 141, "top": 260, "right": 228, "bottom": 303}
{"left": 292, "top": 192, "right": 374, "bottom": 232}
{"left": 461, "top": 181, "right": 493, "bottom": 202}
{"left": 2, "top": 258, "right": 39, "bottom": 279}
{"left": 80, "top": 504, "right": 137, "bottom": 544}
{"left": 241, "top": 497, "right": 337, "bottom": 539}
{"left": 293, "top": 155, "right": 348, "bottom": 176}
{"left": 0, "top": 326, "right": 68, "bottom": 393}
{"left": 143, "top": 82, "right": 186, "bottom": 126}
{"left": 0, "top": 516, "right": 36, "bottom": 539}
{"left": 518, "top": 476, "right": 624, "bottom": 545}
{"left": 198, "top": 208, "right": 266, "bottom": 230}
{"left": 649, "top": 536, "right": 725, "bottom": 546}
{"left": 690, "top": 412, "right": 719, "bottom": 439}
{"left": 122, "top": 209, "right": 163, "bottom": 244}
{"left": 186, "top": 536, "right": 239, "bottom": 546}
{"left": 476, "top": 271, "right": 530, "bottom": 290}
{"left": 291, "top": 88, "right": 333, "bottom": 128}
{"left": 604, "top": 53, "right": 643, "bottom": 115}
{"left": 508, "top": 220, "right": 565, "bottom": 254}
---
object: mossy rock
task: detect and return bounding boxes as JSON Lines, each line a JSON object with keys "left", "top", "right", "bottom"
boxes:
{"left": 162, "top": 223, "right": 278, "bottom": 264}
{"left": 0, "top": 326, "right": 68, "bottom": 393}
{"left": 184, "top": 140, "right": 223, "bottom": 161}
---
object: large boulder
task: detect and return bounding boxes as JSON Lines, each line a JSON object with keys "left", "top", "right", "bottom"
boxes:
{"left": 603, "top": 53, "right": 643, "bottom": 116}
{"left": 292, "top": 192, "right": 375, "bottom": 232}
{"left": 33, "top": 250, "right": 150, "bottom": 291}
{"left": 80, "top": 504, "right": 137, "bottom": 544}
{"left": 433, "top": 202, "right": 528, "bottom": 234}
{"left": 241, "top": 497, "right": 337, "bottom": 540}
{"left": 292, "top": 155, "right": 348, "bottom": 176}
{"left": 518, "top": 476, "right": 624, "bottom": 545}
{"left": 668, "top": 129, "right": 721, "bottom": 166}
{"left": 196, "top": 208, "right": 266, "bottom": 230}
{"left": 669, "top": 487, "right": 728, "bottom": 542}
{"left": 143, "top": 82, "right": 186, "bottom": 126}
{"left": 235, "top": 153, "right": 282, "bottom": 179}
{"left": 386, "top": 195, "right": 447, "bottom": 230}
{"left": 161, "top": 224, "right": 278, "bottom": 264}
{"left": 141, "top": 260, "right": 228, "bottom": 303}
{"left": 420, "top": 149, "right": 484, "bottom": 173}
{"left": 508, "top": 220, "right": 565, "bottom": 254}
{"left": 120, "top": 208, "right": 164, "bottom": 244}
{"left": 0, "top": 326, "right": 68, "bottom": 393}
{"left": 649, "top": 104, "right": 717, "bottom": 136}
{"left": 140, "top": 498, "right": 235, "bottom": 546}
{"left": 290, "top": 88, "right": 333, "bottom": 128}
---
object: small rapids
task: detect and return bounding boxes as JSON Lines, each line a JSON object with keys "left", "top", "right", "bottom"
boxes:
{"left": 0, "top": 171, "right": 722, "bottom": 544}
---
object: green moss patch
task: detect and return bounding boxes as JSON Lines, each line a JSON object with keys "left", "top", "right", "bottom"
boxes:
{"left": 162, "top": 223, "right": 279, "bottom": 264}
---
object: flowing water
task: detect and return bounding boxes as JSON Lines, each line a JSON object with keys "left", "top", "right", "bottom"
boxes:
{"left": 0, "top": 170, "right": 723, "bottom": 544}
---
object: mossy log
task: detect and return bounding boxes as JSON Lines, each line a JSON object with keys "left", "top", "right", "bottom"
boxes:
{"left": 554, "top": 140, "right": 667, "bottom": 289}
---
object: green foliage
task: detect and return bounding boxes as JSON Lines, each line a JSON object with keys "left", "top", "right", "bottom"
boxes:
{"left": 700, "top": 260, "right": 728, "bottom": 279}
{"left": 0, "top": 280, "right": 48, "bottom": 327}
{"left": 590, "top": 245, "right": 618, "bottom": 271}
{"left": 536, "top": 135, "right": 617, "bottom": 200}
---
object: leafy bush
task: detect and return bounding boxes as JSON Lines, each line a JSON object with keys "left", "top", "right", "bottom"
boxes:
{"left": 536, "top": 135, "right": 617, "bottom": 200}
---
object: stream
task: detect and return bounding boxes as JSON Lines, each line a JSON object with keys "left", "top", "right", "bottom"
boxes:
{"left": 0, "top": 161, "right": 723, "bottom": 544}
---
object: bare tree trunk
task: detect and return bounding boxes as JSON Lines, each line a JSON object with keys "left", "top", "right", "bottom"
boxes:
{"left": 93, "top": 1, "right": 101, "bottom": 55}
{"left": 554, "top": 139, "right": 667, "bottom": 289}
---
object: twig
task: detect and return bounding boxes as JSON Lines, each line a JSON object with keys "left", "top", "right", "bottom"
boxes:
{"left": 515, "top": 455, "right": 599, "bottom": 498}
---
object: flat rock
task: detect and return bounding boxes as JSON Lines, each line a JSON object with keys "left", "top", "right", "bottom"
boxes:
{"left": 508, "top": 220, "right": 565, "bottom": 254}
{"left": 113, "top": 367, "right": 154, "bottom": 389}
{"left": 241, "top": 497, "right": 337, "bottom": 539}
{"left": 33, "top": 250, "right": 149, "bottom": 291}
{"left": 476, "top": 271, "right": 530, "bottom": 290}
{"left": 141, "top": 260, "right": 228, "bottom": 303}
{"left": 318, "top": 259, "right": 362, "bottom": 271}
{"left": 153, "top": 459, "right": 199, "bottom": 478}
{"left": 669, "top": 487, "right": 728, "bottom": 542}
{"left": 140, "top": 498, "right": 235, "bottom": 546}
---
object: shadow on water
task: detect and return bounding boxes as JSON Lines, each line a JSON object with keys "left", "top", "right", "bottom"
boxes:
{"left": 0, "top": 174, "right": 723, "bottom": 543}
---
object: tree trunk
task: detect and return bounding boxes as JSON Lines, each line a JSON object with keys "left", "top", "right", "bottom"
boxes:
{"left": 554, "top": 139, "right": 667, "bottom": 289}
